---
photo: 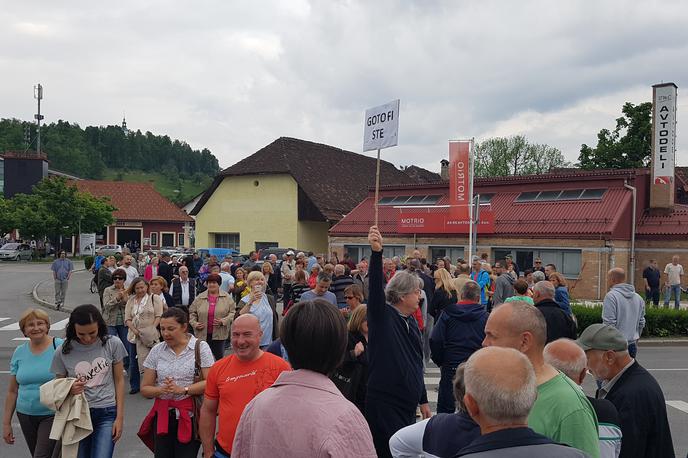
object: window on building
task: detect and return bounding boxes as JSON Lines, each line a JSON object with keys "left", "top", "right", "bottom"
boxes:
{"left": 430, "top": 246, "right": 465, "bottom": 264}
{"left": 516, "top": 191, "right": 539, "bottom": 202}
{"left": 178, "top": 233, "right": 185, "bottom": 247}
{"left": 580, "top": 189, "right": 606, "bottom": 199}
{"left": 161, "top": 233, "right": 175, "bottom": 247}
{"left": 478, "top": 193, "right": 494, "bottom": 204}
{"left": 378, "top": 195, "right": 443, "bottom": 206}
{"left": 491, "top": 248, "right": 582, "bottom": 277}
{"left": 150, "top": 232, "right": 158, "bottom": 247}
{"left": 516, "top": 189, "right": 607, "bottom": 203}
{"left": 344, "top": 244, "right": 405, "bottom": 264}
{"left": 214, "top": 233, "right": 240, "bottom": 251}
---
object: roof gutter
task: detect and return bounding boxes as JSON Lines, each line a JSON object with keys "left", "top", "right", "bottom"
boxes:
{"left": 624, "top": 181, "right": 637, "bottom": 285}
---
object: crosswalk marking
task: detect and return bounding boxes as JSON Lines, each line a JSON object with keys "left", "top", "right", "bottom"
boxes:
{"left": 667, "top": 400, "right": 688, "bottom": 414}
{"left": 0, "top": 318, "right": 69, "bottom": 333}
{"left": 0, "top": 321, "right": 20, "bottom": 331}
{"left": 0, "top": 317, "right": 10, "bottom": 323}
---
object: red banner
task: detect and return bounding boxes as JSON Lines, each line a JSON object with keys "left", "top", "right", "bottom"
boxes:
{"left": 397, "top": 209, "right": 495, "bottom": 234}
{"left": 449, "top": 141, "right": 471, "bottom": 219}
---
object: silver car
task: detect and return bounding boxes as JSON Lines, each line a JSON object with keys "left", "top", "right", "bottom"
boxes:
{"left": 99, "top": 245, "right": 123, "bottom": 256}
{"left": 0, "top": 243, "right": 33, "bottom": 261}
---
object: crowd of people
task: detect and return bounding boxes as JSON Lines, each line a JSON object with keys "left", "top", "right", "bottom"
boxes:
{"left": 1, "top": 229, "right": 676, "bottom": 457}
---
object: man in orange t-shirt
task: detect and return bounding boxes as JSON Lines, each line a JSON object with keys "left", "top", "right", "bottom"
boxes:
{"left": 200, "top": 314, "right": 291, "bottom": 458}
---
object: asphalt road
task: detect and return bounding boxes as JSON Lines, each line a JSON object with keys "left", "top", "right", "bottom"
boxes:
{"left": 0, "top": 262, "right": 686, "bottom": 457}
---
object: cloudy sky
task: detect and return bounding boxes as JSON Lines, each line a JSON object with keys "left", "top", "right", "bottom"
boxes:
{"left": 3, "top": 0, "right": 688, "bottom": 172}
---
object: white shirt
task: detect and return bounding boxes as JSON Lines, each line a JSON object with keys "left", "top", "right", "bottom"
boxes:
{"left": 664, "top": 263, "right": 684, "bottom": 286}
{"left": 123, "top": 265, "right": 140, "bottom": 288}
{"left": 170, "top": 279, "right": 191, "bottom": 306}
{"left": 389, "top": 419, "right": 440, "bottom": 458}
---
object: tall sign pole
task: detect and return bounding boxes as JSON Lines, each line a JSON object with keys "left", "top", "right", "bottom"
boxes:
{"left": 467, "top": 138, "right": 475, "bottom": 258}
{"left": 363, "top": 99, "right": 400, "bottom": 226}
{"left": 34, "top": 84, "right": 44, "bottom": 155}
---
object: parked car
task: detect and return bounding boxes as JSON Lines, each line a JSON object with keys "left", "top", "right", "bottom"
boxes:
{"left": 99, "top": 244, "right": 123, "bottom": 256}
{"left": 197, "top": 248, "right": 240, "bottom": 260}
{"left": 0, "top": 243, "right": 33, "bottom": 261}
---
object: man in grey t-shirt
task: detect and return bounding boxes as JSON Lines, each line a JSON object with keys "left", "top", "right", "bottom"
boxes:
{"left": 51, "top": 250, "right": 73, "bottom": 310}
{"left": 299, "top": 272, "right": 337, "bottom": 306}
{"left": 51, "top": 336, "right": 128, "bottom": 408}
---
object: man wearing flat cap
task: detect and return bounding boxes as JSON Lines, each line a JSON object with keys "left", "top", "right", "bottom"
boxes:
{"left": 577, "top": 324, "right": 674, "bottom": 458}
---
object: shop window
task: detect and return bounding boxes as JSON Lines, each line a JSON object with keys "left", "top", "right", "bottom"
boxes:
{"left": 430, "top": 246, "right": 465, "bottom": 264}
{"left": 150, "top": 232, "right": 158, "bottom": 247}
{"left": 344, "top": 244, "right": 405, "bottom": 263}
{"left": 178, "top": 233, "right": 185, "bottom": 246}
{"left": 492, "top": 248, "right": 581, "bottom": 277}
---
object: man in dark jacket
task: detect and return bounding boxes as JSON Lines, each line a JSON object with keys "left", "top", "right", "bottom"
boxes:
{"left": 533, "top": 281, "right": 576, "bottom": 342}
{"left": 157, "top": 252, "right": 173, "bottom": 287}
{"left": 365, "top": 226, "right": 430, "bottom": 458}
{"left": 430, "top": 281, "right": 488, "bottom": 413}
{"left": 492, "top": 261, "right": 516, "bottom": 305}
{"left": 544, "top": 338, "right": 623, "bottom": 457}
{"left": 97, "top": 256, "right": 114, "bottom": 308}
{"left": 578, "top": 323, "right": 674, "bottom": 458}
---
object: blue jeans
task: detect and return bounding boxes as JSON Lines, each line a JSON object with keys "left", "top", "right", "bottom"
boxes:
{"left": 77, "top": 406, "right": 117, "bottom": 458}
{"left": 108, "top": 325, "right": 139, "bottom": 390}
{"left": 663, "top": 284, "right": 682, "bottom": 309}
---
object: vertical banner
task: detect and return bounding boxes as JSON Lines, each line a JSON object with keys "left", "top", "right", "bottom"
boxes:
{"left": 652, "top": 83, "right": 677, "bottom": 185}
{"left": 448, "top": 140, "right": 471, "bottom": 219}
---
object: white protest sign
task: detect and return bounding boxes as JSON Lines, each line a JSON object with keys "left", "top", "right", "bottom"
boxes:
{"left": 79, "top": 233, "right": 96, "bottom": 256}
{"left": 363, "top": 99, "right": 400, "bottom": 152}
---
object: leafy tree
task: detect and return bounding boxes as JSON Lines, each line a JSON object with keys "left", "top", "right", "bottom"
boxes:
{"left": 0, "top": 118, "right": 221, "bottom": 179}
{"left": 474, "top": 135, "right": 570, "bottom": 177}
{"left": 8, "top": 177, "right": 116, "bottom": 240}
{"left": 579, "top": 102, "right": 652, "bottom": 169}
{"left": 0, "top": 197, "right": 17, "bottom": 236}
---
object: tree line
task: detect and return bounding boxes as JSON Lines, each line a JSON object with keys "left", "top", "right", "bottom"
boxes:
{"left": 0, "top": 118, "right": 221, "bottom": 179}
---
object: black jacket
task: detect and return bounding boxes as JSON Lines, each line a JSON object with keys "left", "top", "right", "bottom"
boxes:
{"left": 601, "top": 361, "right": 674, "bottom": 458}
{"left": 157, "top": 262, "right": 173, "bottom": 287}
{"left": 332, "top": 331, "right": 368, "bottom": 412}
{"left": 534, "top": 299, "right": 576, "bottom": 343}
{"left": 430, "top": 301, "right": 487, "bottom": 368}
{"left": 171, "top": 277, "right": 196, "bottom": 307}
{"left": 428, "top": 288, "right": 458, "bottom": 319}
{"left": 366, "top": 250, "right": 427, "bottom": 410}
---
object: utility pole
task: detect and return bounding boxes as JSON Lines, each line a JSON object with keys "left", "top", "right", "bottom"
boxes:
{"left": 34, "top": 84, "right": 43, "bottom": 154}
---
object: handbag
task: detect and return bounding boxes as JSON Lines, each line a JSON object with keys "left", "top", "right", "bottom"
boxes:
{"left": 191, "top": 338, "right": 205, "bottom": 440}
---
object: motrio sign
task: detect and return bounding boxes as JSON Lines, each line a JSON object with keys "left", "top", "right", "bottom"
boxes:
{"left": 397, "top": 209, "right": 495, "bottom": 234}
{"left": 448, "top": 141, "right": 471, "bottom": 219}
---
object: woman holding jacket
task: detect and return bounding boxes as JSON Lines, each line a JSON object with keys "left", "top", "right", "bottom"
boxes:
{"left": 429, "top": 280, "right": 488, "bottom": 414}
{"left": 125, "top": 277, "right": 166, "bottom": 378}
{"left": 189, "top": 273, "right": 235, "bottom": 361}
{"left": 3, "top": 309, "right": 63, "bottom": 458}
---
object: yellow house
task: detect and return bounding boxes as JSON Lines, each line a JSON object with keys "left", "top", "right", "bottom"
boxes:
{"left": 191, "top": 137, "right": 414, "bottom": 254}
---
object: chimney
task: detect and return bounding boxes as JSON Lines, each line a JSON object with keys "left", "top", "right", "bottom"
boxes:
{"left": 440, "top": 159, "right": 449, "bottom": 180}
{"left": 650, "top": 82, "right": 678, "bottom": 210}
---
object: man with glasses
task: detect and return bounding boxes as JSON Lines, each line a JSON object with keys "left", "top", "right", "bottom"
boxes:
{"left": 532, "top": 257, "right": 545, "bottom": 273}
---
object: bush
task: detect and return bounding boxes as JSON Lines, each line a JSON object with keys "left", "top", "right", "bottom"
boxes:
{"left": 571, "top": 305, "right": 688, "bottom": 337}
{"left": 84, "top": 256, "right": 95, "bottom": 271}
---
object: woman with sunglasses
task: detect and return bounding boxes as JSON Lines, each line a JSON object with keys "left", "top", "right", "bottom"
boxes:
{"left": 103, "top": 268, "right": 140, "bottom": 394}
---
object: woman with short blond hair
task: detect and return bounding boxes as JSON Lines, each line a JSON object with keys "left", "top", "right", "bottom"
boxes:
{"left": 239, "top": 271, "right": 279, "bottom": 348}
{"left": 3, "top": 309, "right": 63, "bottom": 457}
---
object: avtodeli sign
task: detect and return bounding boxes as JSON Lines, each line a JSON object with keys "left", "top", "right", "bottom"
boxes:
{"left": 652, "top": 83, "right": 677, "bottom": 185}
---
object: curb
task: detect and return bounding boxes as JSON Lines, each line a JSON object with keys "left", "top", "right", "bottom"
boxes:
{"left": 31, "top": 269, "right": 88, "bottom": 314}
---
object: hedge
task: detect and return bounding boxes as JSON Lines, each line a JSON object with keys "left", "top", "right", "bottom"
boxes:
{"left": 571, "top": 305, "right": 688, "bottom": 338}
{"left": 84, "top": 256, "right": 95, "bottom": 271}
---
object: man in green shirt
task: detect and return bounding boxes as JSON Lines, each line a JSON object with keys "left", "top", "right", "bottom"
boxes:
{"left": 483, "top": 300, "right": 600, "bottom": 458}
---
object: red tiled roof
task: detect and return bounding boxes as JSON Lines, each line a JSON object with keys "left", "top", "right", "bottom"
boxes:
{"left": 75, "top": 181, "right": 193, "bottom": 223}
{"left": 330, "top": 186, "right": 631, "bottom": 239}
{"left": 637, "top": 205, "right": 688, "bottom": 237}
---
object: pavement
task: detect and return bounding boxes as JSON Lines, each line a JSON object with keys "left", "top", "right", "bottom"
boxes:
{"left": 0, "top": 262, "right": 687, "bottom": 456}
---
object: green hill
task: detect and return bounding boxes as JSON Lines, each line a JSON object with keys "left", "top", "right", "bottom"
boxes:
{"left": 101, "top": 169, "right": 213, "bottom": 205}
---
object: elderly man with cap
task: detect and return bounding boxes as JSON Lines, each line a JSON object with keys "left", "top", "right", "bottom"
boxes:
{"left": 455, "top": 346, "right": 588, "bottom": 457}
{"left": 544, "top": 338, "right": 623, "bottom": 458}
{"left": 483, "top": 301, "right": 600, "bottom": 457}
{"left": 280, "top": 250, "right": 296, "bottom": 305}
{"left": 577, "top": 324, "right": 674, "bottom": 458}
